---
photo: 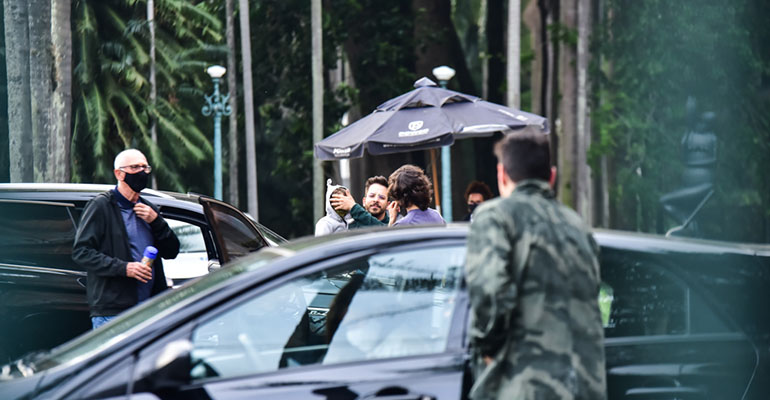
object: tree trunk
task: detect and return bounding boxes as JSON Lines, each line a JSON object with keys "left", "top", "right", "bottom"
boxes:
{"left": 148, "top": 0, "right": 157, "bottom": 188}
{"left": 311, "top": 0, "right": 323, "bottom": 224}
{"left": 4, "top": 0, "right": 33, "bottom": 182}
{"left": 575, "top": 0, "right": 592, "bottom": 222}
{"left": 506, "top": 0, "right": 520, "bottom": 108}
{"left": 238, "top": 0, "right": 258, "bottom": 219}
{"left": 558, "top": 0, "right": 576, "bottom": 208}
{"left": 523, "top": 0, "right": 542, "bottom": 114}
{"left": 486, "top": 0, "right": 505, "bottom": 104}
{"left": 51, "top": 0, "right": 72, "bottom": 183}
{"left": 27, "top": 0, "right": 52, "bottom": 182}
{"left": 226, "top": 0, "right": 239, "bottom": 208}
{"left": 413, "top": 0, "right": 474, "bottom": 93}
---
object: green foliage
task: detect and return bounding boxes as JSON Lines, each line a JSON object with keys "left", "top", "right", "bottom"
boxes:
{"left": 244, "top": 0, "right": 353, "bottom": 238}
{"left": 326, "top": 0, "right": 415, "bottom": 112}
{"left": 71, "top": 0, "right": 222, "bottom": 193}
{"left": 591, "top": 0, "right": 770, "bottom": 241}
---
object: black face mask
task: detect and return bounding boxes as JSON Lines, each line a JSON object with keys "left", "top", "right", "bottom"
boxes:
{"left": 468, "top": 203, "right": 479, "bottom": 214}
{"left": 123, "top": 171, "right": 149, "bottom": 193}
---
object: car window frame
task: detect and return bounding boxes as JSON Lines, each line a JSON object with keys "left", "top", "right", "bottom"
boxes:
{"left": 199, "top": 196, "right": 269, "bottom": 264}
{"left": 184, "top": 238, "right": 469, "bottom": 384}
{"left": 0, "top": 198, "right": 82, "bottom": 271}
{"left": 599, "top": 248, "right": 745, "bottom": 341}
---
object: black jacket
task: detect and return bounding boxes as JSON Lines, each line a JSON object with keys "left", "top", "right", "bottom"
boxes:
{"left": 72, "top": 190, "right": 180, "bottom": 317}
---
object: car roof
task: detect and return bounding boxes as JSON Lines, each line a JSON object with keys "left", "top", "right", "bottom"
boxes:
{"left": 275, "top": 224, "right": 767, "bottom": 261}
{"left": 0, "top": 183, "right": 206, "bottom": 211}
{"left": 0, "top": 183, "right": 175, "bottom": 198}
{"left": 0, "top": 182, "right": 287, "bottom": 244}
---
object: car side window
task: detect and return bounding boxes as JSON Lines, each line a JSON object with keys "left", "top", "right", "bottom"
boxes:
{"left": 188, "top": 245, "right": 466, "bottom": 381}
{"left": 0, "top": 200, "right": 81, "bottom": 271}
{"left": 163, "top": 220, "right": 210, "bottom": 286}
{"left": 600, "top": 252, "right": 730, "bottom": 337}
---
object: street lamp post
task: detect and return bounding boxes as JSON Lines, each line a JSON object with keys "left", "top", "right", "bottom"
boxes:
{"left": 202, "top": 65, "right": 232, "bottom": 200}
{"left": 432, "top": 65, "right": 456, "bottom": 222}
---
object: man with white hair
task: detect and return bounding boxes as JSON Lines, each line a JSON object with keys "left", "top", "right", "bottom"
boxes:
{"left": 73, "top": 149, "right": 179, "bottom": 329}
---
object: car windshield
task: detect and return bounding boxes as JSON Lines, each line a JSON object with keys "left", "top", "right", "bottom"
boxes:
{"left": 23, "top": 248, "right": 288, "bottom": 374}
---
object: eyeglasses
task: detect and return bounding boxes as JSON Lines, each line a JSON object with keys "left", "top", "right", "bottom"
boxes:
{"left": 119, "top": 164, "right": 152, "bottom": 173}
{"left": 367, "top": 193, "right": 387, "bottom": 201}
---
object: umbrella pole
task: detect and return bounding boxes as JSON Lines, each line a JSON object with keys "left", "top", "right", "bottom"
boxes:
{"left": 430, "top": 148, "right": 441, "bottom": 214}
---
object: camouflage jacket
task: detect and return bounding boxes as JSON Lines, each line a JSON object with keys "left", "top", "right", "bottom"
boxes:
{"left": 465, "top": 180, "right": 606, "bottom": 400}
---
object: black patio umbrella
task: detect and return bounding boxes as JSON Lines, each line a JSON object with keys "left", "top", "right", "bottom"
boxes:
{"left": 314, "top": 77, "right": 548, "bottom": 220}
{"left": 314, "top": 77, "right": 548, "bottom": 160}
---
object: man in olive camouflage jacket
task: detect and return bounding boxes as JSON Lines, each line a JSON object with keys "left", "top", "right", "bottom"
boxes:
{"left": 465, "top": 131, "right": 606, "bottom": 400}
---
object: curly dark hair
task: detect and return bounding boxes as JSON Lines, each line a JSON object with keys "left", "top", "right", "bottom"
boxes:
{"left": 464, "top": 181, "right": 494, "bottom": 202}
{"left": 388, "top": 164, "right": 433, "bottom": 211}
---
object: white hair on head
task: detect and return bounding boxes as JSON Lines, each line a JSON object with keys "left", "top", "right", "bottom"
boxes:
{"left": 114, "top": 149, "right": 146, "bottom": 169}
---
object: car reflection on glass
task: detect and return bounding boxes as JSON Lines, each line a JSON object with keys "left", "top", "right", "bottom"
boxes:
{"left": 0, "top": 226, "right": 767, "bottom": 400}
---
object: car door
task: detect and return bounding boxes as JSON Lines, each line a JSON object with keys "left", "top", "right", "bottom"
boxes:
{"left": 0, "top": 199, "right": 91, "bottom": 361}
{"left": 600, "top": 248, "right": 758, "bottom": 400}
{"left": 129, "top": 241, "right": 469, "bottom": 400}
{"left": 198, "top": 196, "right": 268, "bottom": 265}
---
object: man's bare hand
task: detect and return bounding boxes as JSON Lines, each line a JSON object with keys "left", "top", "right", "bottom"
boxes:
{"left": 126, "top": 262, "right": 152, "bottom": 283}
{"left": 134, "top": 203, "right": 157, "bottom": 223}
{"left": 387, "top": 201, "right": 400, "bottom": 226}
{"left": 330, "top": 189, "right": 356, "bottom": 212}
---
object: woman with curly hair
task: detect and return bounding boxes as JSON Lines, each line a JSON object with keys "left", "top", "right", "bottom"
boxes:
{"left": 386, "top": 164, "right": 446, "bottom": 226}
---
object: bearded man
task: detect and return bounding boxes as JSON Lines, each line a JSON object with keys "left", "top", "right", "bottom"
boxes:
{"left": 330, "top": 175, "right": 390, "bottom": 228}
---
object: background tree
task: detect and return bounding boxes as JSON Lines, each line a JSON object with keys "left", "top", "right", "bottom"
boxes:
{"left": 590, "top": 0, "right": 770, "bottom": 241}
{"left": 51, "top": 0, "right": 72, "bottom": 183}
{"left": 70, "top": 0, "right": 223, "bottom": 192}
{"left": 225, "top": 0, "right": 239, "bottom": 207}
{"left": 3, "top": 0, "right": 34, "bottom": 182}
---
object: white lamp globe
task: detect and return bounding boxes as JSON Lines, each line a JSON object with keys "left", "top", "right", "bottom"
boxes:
{"left": 206, "top": 65, "right": 227, "bottom": 79}
{"left": 432, "top": 65, "right": 456, "bottom": 82}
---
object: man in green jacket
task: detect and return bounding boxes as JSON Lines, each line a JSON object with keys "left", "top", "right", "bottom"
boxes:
{"left": 330, "top": 176, "right": 390, "bottom": 228}
{"left": 466, "top": 131, "right": 606, "bottom": 400}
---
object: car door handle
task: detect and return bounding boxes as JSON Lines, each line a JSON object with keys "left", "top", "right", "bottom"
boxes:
{"left": 77, "top": 277, "right": 87, "bottom": 288}
{"left": 625, "top": 386, "right": 705, "bottom": 399}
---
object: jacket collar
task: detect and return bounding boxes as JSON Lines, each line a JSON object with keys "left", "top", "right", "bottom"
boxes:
{"left": 513, "top": 179, "right": 555, "bottom": 199}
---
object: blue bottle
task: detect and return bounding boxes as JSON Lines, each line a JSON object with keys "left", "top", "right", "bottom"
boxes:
{"left": 141, "top": 246, "right": 158, "bottom": 268}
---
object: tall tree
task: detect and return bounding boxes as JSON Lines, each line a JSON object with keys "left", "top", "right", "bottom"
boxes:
{"left": 27, "top": 0, "right": 53, "bottom": 182}
{"left": 147, "top": 0, "right": 157, "bottom": 188}
{"left": 51, "top": 0, "right": 72, "bottom": 183}
{"left": 557, "top": 0, "right": 578, "bottom": 210}
{"left": 311, "top": 0, "right": 323, "bottom": 224}
{"left": 575, "top": 0, "right": 591, "bottom": 221}
{"left": 226, "top": 0, "right": 239, "bottom": 207}
{"left": 3, "top": 0, "right": 33, "bottom": 182}
{"left": 71, "top": 0, "right": 222, "bottom": 191}
{"left": 506, "top": 0, "right": 521, "bottom": 108}
{"left": 238, "top": 0, "right": 257, "bottom": 219}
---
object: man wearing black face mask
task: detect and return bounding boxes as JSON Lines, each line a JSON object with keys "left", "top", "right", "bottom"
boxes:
{"left": 73, "top": 149, "right": 179, "bottom": 329}
{"left": 462, "top": 181, "right": 494, "bottom": 222}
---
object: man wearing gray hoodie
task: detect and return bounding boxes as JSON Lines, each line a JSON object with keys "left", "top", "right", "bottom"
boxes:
{"left": 315, "top": 179, "right": 354, "bottom": 236}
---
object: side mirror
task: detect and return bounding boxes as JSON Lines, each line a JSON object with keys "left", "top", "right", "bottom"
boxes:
{"left": 148, "top": 339, "right": 192, "bottom": 391}
{"left": 208, "top": 259, "right": 221, "bottom": 273}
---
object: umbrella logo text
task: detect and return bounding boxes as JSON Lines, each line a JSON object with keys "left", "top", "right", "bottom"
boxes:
{"left": 399, "top": 120, "right": 429, "bottom": 138}
{"left": 333, "top": 147, "right": 352, "bottom": 157}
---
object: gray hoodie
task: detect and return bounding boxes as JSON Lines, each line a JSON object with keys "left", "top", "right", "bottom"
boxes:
{"left": 315, "top": 179, "right": 354, "bottom": 236}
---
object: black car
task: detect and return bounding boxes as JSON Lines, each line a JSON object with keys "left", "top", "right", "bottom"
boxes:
{"left": 0, "top": 226, "right": 768, "bottom": 400}
{"left": 0, "top": 183, "right": 285, "bottom": 362}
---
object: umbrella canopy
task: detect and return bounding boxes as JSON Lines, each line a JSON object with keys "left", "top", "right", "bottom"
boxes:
{"left": 314, "top": 77, "right": 548, "bottom": 160}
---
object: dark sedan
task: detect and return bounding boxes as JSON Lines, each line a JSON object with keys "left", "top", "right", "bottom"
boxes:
{"left": 0, "top": 183, "right": 285, "bottom": 362}
{"left": 0, "top": 226, "right": 768, "bottom": 399}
